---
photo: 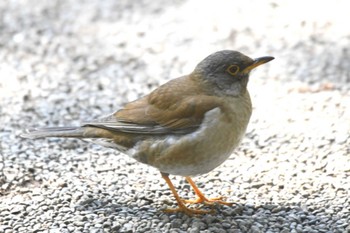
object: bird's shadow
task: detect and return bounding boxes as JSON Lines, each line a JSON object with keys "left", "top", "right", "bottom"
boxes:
{"left": 73, "top": 190, "right": 328, "bottom": 232}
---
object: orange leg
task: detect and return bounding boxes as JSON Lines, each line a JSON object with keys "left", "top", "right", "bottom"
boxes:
{"left": 161, "top": 173, "right": 213, "bottom": 216}
{"left": 183, "top": 177, "right": 233, "bottom": 206}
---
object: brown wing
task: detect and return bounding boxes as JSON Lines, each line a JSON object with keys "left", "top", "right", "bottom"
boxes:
{"left": 84, "top": 75, "right": 225, "bottom": 135}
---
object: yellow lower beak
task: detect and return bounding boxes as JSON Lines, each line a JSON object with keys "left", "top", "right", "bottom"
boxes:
{"left": 243, "top": 56, "right": 274, "bottom": 73}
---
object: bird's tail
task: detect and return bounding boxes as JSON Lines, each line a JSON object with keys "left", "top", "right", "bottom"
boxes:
{"left": 20, "top": 127, "right": 86, "bottom": 139}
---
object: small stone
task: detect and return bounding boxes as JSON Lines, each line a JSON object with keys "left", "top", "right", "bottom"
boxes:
{"left": 103, "top": 221, "right": 112, "bottom": 228}
{"left": 32, "top": 223, "right": 42, "bottom": 231}
{"left": 222, "top": 222, "right": 231, "bottom": 229}
{"left": 171, "top": 219, "right": 182, "bottom": 228}
{"left": 249, "top": 226, "right": 262, "bottom": 233}
{"left": 264, "top": 204, "right": 278, "bottom": 210}
{"left": 10, "top": 205, "right": 26, "bottom": 214}
{"left": 208, "top": 227, "right": 226, "bottom": 233}
{"left": 59, "top": 207, "right": 72, "bottom": 213}
{"left": 189, "top": 228, "right": 200, "bottom": 233}
{"left": 121, "top": 223, "right": 133, "bottom": 233}
{"left": 90, "top": 228, "right": 102, "bottom": 233}
{"left": 75, "top": 221, "right": 85, "bottom": 227}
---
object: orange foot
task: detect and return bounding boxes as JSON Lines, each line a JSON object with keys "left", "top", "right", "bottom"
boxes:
{"left": 183, "top": 177, "right": 234, "bottom": 206}
{"left": 163, "top": 201, "right": 214, "bottom": 216}
{"left": 161, "top": 173, "right": 233, "bottom": 216}
{"left": 182, "top": 195, "right": 233, "bottom": 206}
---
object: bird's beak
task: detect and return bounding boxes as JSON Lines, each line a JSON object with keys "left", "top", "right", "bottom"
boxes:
{"left": 243, "top": 56, "right": 274, "bottom": 73}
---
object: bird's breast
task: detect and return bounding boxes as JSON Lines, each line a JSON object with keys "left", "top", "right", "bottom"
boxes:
{"left": 129, "top": 92, "right": 252, "bottom": 176}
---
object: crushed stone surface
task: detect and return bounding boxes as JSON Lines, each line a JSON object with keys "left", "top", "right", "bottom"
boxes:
{"left": 0, "top": 0, "right": 349, "bottom": 232}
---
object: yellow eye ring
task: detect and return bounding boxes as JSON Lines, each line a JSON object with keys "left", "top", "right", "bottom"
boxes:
{"left": 226, "top": 65, "right": 240, "bottom": 76}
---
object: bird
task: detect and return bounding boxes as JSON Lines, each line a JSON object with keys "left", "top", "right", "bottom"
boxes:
{"left": 21, "top": 50, "right": 274, "bottom": 215}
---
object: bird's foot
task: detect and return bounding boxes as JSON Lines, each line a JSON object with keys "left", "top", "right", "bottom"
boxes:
{"left": 182, "top": 196, "right": 233, "bottom": 206}
{"left": 163, "top": 202, "right": 214, "bottom": 216}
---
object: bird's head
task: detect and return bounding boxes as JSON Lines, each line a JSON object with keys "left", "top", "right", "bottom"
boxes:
{"left": 194, "top": 50, "right": 274, "bottom": 96}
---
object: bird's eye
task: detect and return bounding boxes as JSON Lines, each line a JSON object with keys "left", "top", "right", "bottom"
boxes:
{"left": 226, "top": 65, "right": 240, "bottom": 76}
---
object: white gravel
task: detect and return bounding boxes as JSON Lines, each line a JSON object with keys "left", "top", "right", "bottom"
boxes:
{"left": 1, "top": 0, "right": 349, "bottom": 232}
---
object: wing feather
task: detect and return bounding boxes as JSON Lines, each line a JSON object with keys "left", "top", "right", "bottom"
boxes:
{"left": 83, "top": 75, "right": 224, "bottom": 135}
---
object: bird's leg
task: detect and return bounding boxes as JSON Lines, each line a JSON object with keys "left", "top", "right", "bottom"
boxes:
{"left": 160, "top": 173, "right": 213, "bottom": 215}
{"left": 183, "top": 177, "right": 233, "bottom": 206}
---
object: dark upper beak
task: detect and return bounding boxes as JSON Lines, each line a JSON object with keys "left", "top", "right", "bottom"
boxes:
{"left": 243, "top": 56, "right": 274, "bottom": 73}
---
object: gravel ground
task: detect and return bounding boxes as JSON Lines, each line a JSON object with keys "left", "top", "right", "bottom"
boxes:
{"left": 1, "top": 0, "right": 350, "bottom": 232}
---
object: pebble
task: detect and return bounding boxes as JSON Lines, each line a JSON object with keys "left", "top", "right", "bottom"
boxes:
{"left": 221, "top": 221, "right": 231, "bottom": 229}
{"left": 171, "top": 218, "right": 182, "bottom": 228}
{"left": 10, "top": 205, "right": 26, "bottom": 214}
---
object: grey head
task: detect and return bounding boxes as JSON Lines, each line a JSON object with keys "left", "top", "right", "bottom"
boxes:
{"left": 193, "top": 50, "right": 274, "bottom": 96}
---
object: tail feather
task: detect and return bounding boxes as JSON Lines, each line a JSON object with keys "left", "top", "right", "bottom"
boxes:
{"left": 20, "top": 126, "right": 85, "bottom": 139}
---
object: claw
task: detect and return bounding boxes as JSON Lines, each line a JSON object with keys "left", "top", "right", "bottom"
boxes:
{"left": 182, "top": 196, "right": 234, "bottom": 206}
{"left": 161, "top": 173, "right": 233, "bottom": 216}
{"left": 184, "top": 177, "right": 234, "bottom": 207}
{"left": 163, "top": 203, "right": 214, "bottom": 216}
